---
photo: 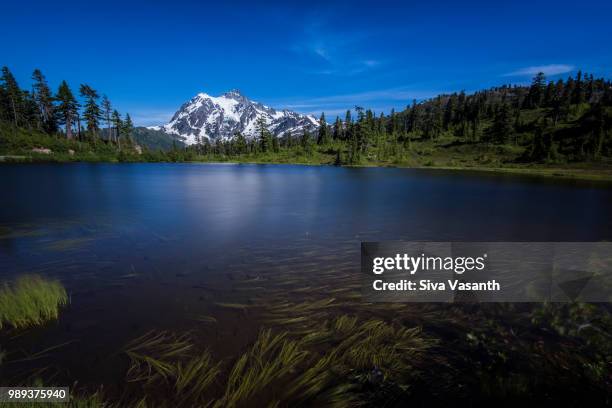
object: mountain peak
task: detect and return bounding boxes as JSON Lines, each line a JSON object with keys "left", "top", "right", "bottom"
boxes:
{"left": 159, "top": 90, "right": 319, "bottom": 145}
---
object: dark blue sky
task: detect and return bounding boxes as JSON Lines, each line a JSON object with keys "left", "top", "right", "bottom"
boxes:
{"left": 3, "top": 0, "right": 611, "bottom": 125}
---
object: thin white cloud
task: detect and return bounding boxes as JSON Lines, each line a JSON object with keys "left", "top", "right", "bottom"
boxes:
{"left": 270, "top": 87, "right": 443, "bottom": 118}
{"left": 278, "top": 87, "right": 440, "bottom": 106}
{"left": 313, "top": 46, "right": 332, "bottom": 61}
{"left": 292, "top": 17, "right": 382, "bottom": 77}
{"left": 130, "top": 110, "right": 175, "bottom": 127}
{"left": 307, "top": 61, "right": 383, "bottom": 76}
{"left": 362, "top": 60, "right": 380, "bottom": 68}
{"left": 504, "top": 64, "right": 575, "bottom": 77}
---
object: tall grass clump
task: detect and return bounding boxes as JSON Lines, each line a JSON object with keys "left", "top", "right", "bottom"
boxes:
{"left": 0, "top": 274, "right": 68, "bottom": 329}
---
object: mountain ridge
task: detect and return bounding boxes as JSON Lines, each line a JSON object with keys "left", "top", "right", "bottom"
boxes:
{"left": 149, "top": 90, "right": 319, "bottom": 145}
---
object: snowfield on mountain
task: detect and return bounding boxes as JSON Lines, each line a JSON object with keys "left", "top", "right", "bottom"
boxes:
{"left": 149, "top": 90, "right": 319, "bottom": 145}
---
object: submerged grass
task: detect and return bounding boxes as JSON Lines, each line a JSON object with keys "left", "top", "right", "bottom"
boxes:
{"left": 215, "top": 329, "right": 309, "bottom": 407}
{"left": 214, "top": 302, "right": 250, "bottom": 311}
{"left": 175, "top": 352, "right": 220, "bottom": 403}
{"left": 117, "top": 314, "right": 435, "bottom": 407}
{"left": 124, "top": 330, "right": 194, "bottom": 383}
{"left": 0, "top": 275, "right": 68, "bottom": 329}
{"left": 43, "top": 237, "right": 95, "bottom": 252}
{"left": 123, "top": 330, "right": 222, "bottom": 406}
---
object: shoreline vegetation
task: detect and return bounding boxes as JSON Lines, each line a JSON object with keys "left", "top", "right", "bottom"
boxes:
{"left": 1, "top": 127, "right": 611, "bottom": 182}
{"left": 0, "top": 67, "right": 612, "bottom": 181}
{"left": 1, "top": 66, "right": 612, "bottom": 182}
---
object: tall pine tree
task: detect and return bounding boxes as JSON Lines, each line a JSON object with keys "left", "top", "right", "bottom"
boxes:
{"left": 55, "top": 81, "right": 79, "bottom": 139}
{"left": 111, "top": 109, "right": 123, "bottom": 146}
{"left": 1, "top": 66, "right": 23, "bottom": 126}
{"left": 525, "top": 72, "right": 546, "bottom": 108}
{"left": 317, "top": 112, "right": 330, "bottom": 145}
{"left": 79, "top": 84, "right": 101, "bottom": 138}
{"left": 101, "top": 95, "right": 112, "bottom": 142}
{"left": 32, "top": 69, "right": 56, "bottom": 132}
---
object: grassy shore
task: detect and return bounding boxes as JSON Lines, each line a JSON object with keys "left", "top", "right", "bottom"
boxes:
{"left": 189, "top": 139, "right": 612, "bottom": 182}
{"left": 2, "top": 125, "right": 612, "bottom": 182}
{"left": 192, "top": 156, "right": 612, "bottom": 182}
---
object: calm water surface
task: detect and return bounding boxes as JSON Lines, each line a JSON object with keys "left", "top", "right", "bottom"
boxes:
{"left": 1, "top": 163, "right": 611, "bottom": 388}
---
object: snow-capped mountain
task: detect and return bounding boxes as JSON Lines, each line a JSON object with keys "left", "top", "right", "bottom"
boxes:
{"left": 149, "top": 90, "right": 319, "bottom": 145}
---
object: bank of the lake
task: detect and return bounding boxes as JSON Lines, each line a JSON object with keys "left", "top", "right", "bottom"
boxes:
{"left": 193, "top": 156, "right": 612, "bottom": 182}
{"left": 4, "top": 124, "right": 612, "bottom": 182}
{"left": 3, "top": 150, "right": 612, "bottom": 183}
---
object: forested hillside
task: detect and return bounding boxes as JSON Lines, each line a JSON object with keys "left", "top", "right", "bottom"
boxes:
{"left": 194, "top": 71, "right": 612, "bottom": 172}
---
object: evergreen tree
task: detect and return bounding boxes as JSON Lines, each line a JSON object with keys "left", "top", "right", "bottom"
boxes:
{"left": 79, "top": 84, "right": 101, "bottom": 137}
{"left": 101, "top": 95, "right": 112, "bottom": 142}
{"left": 530, "top": 118, "right": 557, "bottom": 162}
{"left": 256, "top": 116, "right": 270, "bottom": 152}
{"left": 19, "top": 91, "right": 39, "bottom": 129}
{"left": 344, "top": 110, "right": 352, "bottom": 141}
{"left": 31, "top": 69, "right": 56, "bottom": 132}
{"left": 55, "top": 80, "right": 79, "bottom": 139}
{"left": 111, "top": 109, "right": 123, "bottom": 146}
{"left": 525, "top": 72, "right": 546, "bottom": 108}
{"left": 489, "top": 103, "right": 513, "bottom": 144}
{"left": 586, "top": 73, "right": 595, "bottom": 103}
{"left": 563, "top": 77, "right": 575, "bottom": 108}
{"left": 388, "top": 108, "right": 398, "bottom": 135}
{"left": 122, "top": 113, "right": 134, "bottom": 145}
{"left": 513, "top": 109, "right": 522, "bottom": 143}
{"left": 543, "top": 82, "right": 556, "bottom": 107}
{"left": 1, "top": 66, "right": 23, "bottom": 126}
{"left": 234, "top": 132, "right": 247, "bottom": 154}
{"left": 301, "top": 128, "right": 312, "bottom": 153}
{"left": 333, "top": 116, "right": 342, "bottom": 140}
{"left": 347, "top": 127, "right": 360, "bottom": 164}
{"left": 423, "top": 99, "right": 443, "bottom": 140}
{"left": 271, "top": 133, "right": 280, "bottom": 153}
{"left": 317, "top": 112, "right": 330, "bottom": 145}
{"left": 443, "top": 94, "right": 456, "bottom": 130}
{"left": 572, "top": 70, "right": 585, "bottom": 104}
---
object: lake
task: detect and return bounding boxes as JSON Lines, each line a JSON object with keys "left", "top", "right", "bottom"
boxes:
{"left": 1, "top": 163, "right": 611, "bottom": 401}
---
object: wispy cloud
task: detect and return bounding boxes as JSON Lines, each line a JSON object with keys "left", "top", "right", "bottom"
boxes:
{"left": 504, "top": 64, "right": 575, "bottom": 77}
{"left": 271, "top": 87, "right": 442, "bottom": 117}
{"left": 292, "top": 17, "right": 383, "bottom": 77}
{"left": 362, "top": 60, "right": 380, "bottom": 68}
{"left": 307, "top": 59, "right": 384, "bottom": 76}
{"left": 129, "top": 109, "right": 175, "bottom": 127}
{"left": 312, "top": 46, "right": 332, "bottom": 61}
{"left": 283, "top": 87, "right": 439, "bottom": 105}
